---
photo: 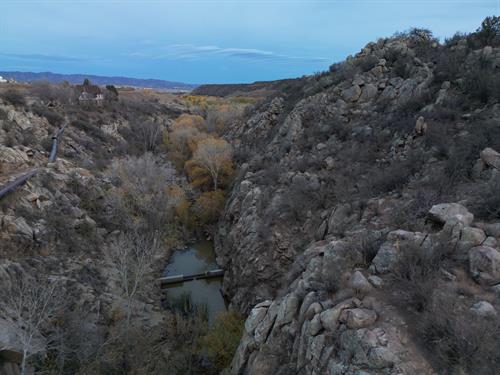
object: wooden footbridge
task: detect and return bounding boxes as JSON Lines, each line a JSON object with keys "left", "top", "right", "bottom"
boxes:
{"left": 159, "top": 269, "right": 224, "bottom": 285}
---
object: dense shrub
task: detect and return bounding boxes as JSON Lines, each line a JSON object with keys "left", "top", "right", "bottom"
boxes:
{"left": 397, "top": 89, "right": 435, "bottom": 117}
{"left": 357, "top": 232, "right": 386, "bottom": 267}
{"left": 393, "top": 28, "right": 438, "bottom": 62}
{"left": 463, "top": 62, "right": 500, "bottom": 104}
{"left": 443, "top": 120, "right": 500, "bottom": 184}
{"left": 388, "top": 189, "right": 441, "bottom": 231}
{"left": 198, "top": 311, "right": 245, "bottom": 371}
{"left": 67, "top": 173, "right": 107, "bottom": 227}
{"left": 469, "top": 16, "right": 500, "bottom": 48}
{"left": 105, "top": 153, "right": 178, "bottom": 233}
{"left": 392, "top": 55, "right": 414, "bottom": 79}
{"left": 355, "top": 54, "right": 379, "bottom": 72}
{"left": 20, "top": 130, "right": 37, "bottom": 146}
{"left": 321, "top": 252, "right": 351, "bottom": 294}
{"left": 32, "top": 104, "right": 65, "bottom": 127}
{"left": 1, "top": 89, "right": 26, "bottom": 106}
{"left": 41, "top": 137, "right": 54, "bottom": 152}
{"left": 119, "top": 119, "right": 164, "bottom": 155}
{"left": 4, "top": 132, "right": 16, "bottom": 147}
{"left": 29, "top": 81, "right": 76, "bottom": 104}
{"left": 194, "top": 190, "right": 226, "bottom": 225}
{"left": 370, "top": 160, "right": 414, "bottom": 194}
{"left": 391, "top": 240, "right": 451, "bottom": 312}
{"left": 329, "top": 62, "right": 358, "bottom": 85}
{"left": 205, "top": 104, "right": 244, "bottom": 134}
{"left": 471, "top": 175, "right": 500, "bottom": 219}
{"left": 43, "top": 195, "right": 98, "bottom": 253}
{"left": 434, "top": 48, "right": 467, "bottom": 84}
{"left": 418, "top": 294, "right": 500, "bottom": 374}
{"left": 278, "top": 177, "right": 315, "bottom": 221}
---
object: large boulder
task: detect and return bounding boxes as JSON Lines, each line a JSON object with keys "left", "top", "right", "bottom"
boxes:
{"left": 0, "top": 146, "right": 30, "bottom": 164}
{"left": 275, "top": 293, "right": 299, "bottom": 327}
{"left": 348, "top": 271, "right": 373, "bottom": 293}
{"left": 345, "top": 308, "right": 377, "bottom": 329}
{"left": 341, "top": 85, "right": 362, "bottom": 102}
{"left": 445, "top": 221, "right": 486, "bottom": 256}
{"left": 359, "top": 84, "right": 378, "bottom": 101}
{"left": 327, "top": 203, "right": 358, "bottom": 235}
{"left": 320, "top": 299, "right": 355, "bottom": 331}
{"left": 371, "top": 229, "right": 430, "bottom": 274}
{"left": 428, "top": 203, "right": 474, "bottom": 226}
{"left": 480, "top": 147, "right": 500, "bottom": 170}
{"left": 469, "top": 246, "right": 500, "bottom": 285}
{"left": 481, "top": 222, "right": 500, "bottom": 238}
{"left": 244, "top": 301, "right": 271, "bottom": 334}
{"left": 470, "top": 301, "right": 496, "bottom": 317}
{"left": 1, "top": 215, "right": 33, "bottom": 239}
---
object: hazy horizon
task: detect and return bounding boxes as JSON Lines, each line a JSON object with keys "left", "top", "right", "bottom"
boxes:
{"left": 1, "top": 1, "right": 499, "bottom": 84}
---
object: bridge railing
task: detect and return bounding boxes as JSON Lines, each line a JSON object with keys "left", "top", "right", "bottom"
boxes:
{"left": 158, "top": 269, "right": 224, "bottom": 285}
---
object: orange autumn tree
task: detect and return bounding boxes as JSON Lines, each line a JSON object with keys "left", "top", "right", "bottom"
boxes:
{"left": 185, "top": 137, "right": 233, "bottom": 191}
{"left": 194, "top": 189, "right": 226, "bottom": 224}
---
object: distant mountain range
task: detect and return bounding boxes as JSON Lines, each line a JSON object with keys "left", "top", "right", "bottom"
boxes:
{"left": 0, "top": 71, "right": 198, "bottom": 92}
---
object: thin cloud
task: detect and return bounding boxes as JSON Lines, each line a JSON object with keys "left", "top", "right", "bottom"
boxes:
{"left": 0, "top": 52, "right": 88, "bottom": 63}
{"left": 130, "top": 44, "right": 328, "bottom": 64}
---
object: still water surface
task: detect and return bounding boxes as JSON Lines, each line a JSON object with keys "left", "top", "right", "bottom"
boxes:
{"left": 163, "top": 240, "right": 226, "bottom": 322}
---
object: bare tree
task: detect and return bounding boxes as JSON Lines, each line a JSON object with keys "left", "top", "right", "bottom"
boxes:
{"left": 106, "top": 232, "right": 161, "bottom": 331}
{"left": 131, "top": 120, "right": 163, "bottom": 153}
{"left": 189, "top": 137, "right": 233, "bottom": 190}
{"left": 1, "top": 277, "right": 64, "bottom": 375}
{"left": 106, "top": 153, "right": 179, "bottom": 233}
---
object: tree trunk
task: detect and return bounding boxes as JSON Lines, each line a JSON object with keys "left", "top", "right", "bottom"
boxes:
{"left": 126, "top": 297, "right": 132, "bottom": 331}
{"left": 20, "top": 349, "right": 27, "bottom": 375}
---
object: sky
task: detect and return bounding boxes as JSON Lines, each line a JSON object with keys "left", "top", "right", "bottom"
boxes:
{"left": 1, "top": 0, "right": 499, "bottom": 84}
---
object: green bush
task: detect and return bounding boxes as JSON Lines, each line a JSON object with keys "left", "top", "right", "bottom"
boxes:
{"left": 198, "top": 311, "right": 245, "bottom": 370}
{"left": 463, "top": 63, "right": 500, "bottom": 104}
{"left": 474, "top": 16, "right": 500, "bottom": 47}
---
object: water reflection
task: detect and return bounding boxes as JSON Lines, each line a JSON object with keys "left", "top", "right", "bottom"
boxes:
{"left": 163, "top": 240, "right": 226, "bottom": 322}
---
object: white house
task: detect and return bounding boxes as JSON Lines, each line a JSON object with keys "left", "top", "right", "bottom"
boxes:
{"left": 0, "top": 76, "right": 7, "bottom": 83}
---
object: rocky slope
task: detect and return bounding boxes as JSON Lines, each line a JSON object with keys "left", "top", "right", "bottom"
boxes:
{"left": 0, "top": 89, "right": 190, "bottom": 371}
{"left": 216, "top": 27, "right": 500, "bottom": 374}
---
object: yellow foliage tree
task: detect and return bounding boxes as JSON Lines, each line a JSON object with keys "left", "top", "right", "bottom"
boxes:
{"left": 205, "top": 103, "right": 245, "bottom": 134}
{"left": 164, "top": 114, "right": 208, "bottom": 170}
{"left": 167, "top": 185, "right": 193, "bottom": 228}
{"left": 186, "top": 137, "right": 233, "bottom": 191}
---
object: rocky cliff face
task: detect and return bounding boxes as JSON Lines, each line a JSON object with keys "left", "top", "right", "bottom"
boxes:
{"left": 216, "top": 30, "right": 500, "bottom": 374}
{"left": 227, "top": 202, "right": 500, "bottom": 374}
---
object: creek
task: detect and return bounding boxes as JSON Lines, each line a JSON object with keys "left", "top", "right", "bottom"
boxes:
{"left": 162, "top": 240, "right": 226, "bottom": 322}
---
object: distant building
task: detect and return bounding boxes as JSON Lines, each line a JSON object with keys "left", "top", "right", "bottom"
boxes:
{"left": 76, "top": 79, "right": 104, "bottom": 103}
{"left": 0, "top": 76, "right": 7, "bottom": 83}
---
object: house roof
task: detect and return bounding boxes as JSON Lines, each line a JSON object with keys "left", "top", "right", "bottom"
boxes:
{"left": 76, "top": 84, "right": 102, "bottom": 96}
